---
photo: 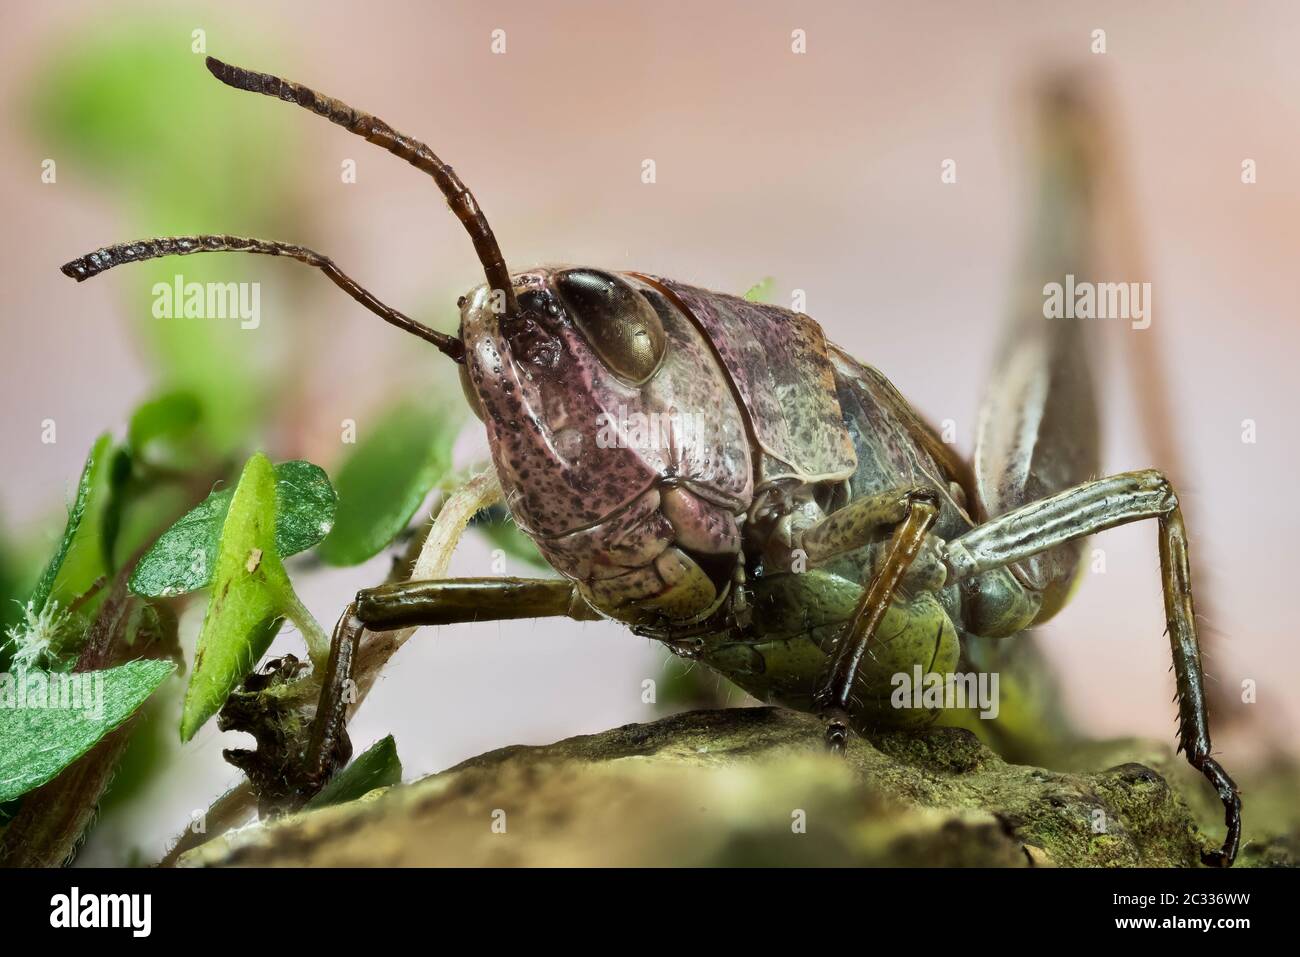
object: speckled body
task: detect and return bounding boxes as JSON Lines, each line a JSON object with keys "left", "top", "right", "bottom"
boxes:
{"left": 460, "top": 268, "right": 1037, "bottom": 729}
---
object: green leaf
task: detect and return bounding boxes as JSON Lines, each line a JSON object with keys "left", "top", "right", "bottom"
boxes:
{"left": 99, "top": 444, "right": 135, "bottom": 571}
{"left": 127, "top": 390, "right": 202, "bottom": 456}
{"left": 106, "top": 481, "right": 190, "bottom": 574}
{"left": 129, "top": 460, "right": 336, "bottom": 598}
{"left": 268, "top": 462, "right": 338, "bottom": 561}
{"left": 743, "top": 277, "right": 776, "bottom": 303}
{"left": 0, "top": 659, "right": 175, "bottom": 803}
{"left": 306, "top": 735, "right": 402, "bottom": 809}
{"left": 36, "top": 433, "right": 112, "bottom": 614}
{"left": 179, "top": 453, "right": 294, "bottom": 741}
{"left": 318, "top": 403, "right": 459, "bottom": 566}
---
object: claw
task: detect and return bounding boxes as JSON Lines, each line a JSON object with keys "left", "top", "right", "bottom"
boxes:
{"left": 1192, "top": 755, "right": 1241, "bottom": 867}
{"left": 822, "top": 708, "right": 850, "bottom": 756}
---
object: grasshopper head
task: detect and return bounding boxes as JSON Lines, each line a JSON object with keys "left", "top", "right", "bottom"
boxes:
{"left": 457, "top": 267, "right": 750, "bottom": 626}
{"left": 456, "top": 267, "right": 672, "bottom": 538}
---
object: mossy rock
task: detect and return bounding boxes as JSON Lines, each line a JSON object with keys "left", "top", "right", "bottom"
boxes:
{"left": 179, "top": 707, "right": 1245, "bottom": 867}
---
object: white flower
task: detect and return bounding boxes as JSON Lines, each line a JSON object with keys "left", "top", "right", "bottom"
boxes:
{"left": 5, "top": 599, "right": 72, "bottom": 671}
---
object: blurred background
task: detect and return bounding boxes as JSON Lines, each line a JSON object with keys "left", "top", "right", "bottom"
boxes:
{"left": 1, "top": 1, "right": 1296, "bottom": 865}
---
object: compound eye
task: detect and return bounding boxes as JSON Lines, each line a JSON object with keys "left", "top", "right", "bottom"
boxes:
{"left": 555, "top": 268, "right": 666, "bottom": 385}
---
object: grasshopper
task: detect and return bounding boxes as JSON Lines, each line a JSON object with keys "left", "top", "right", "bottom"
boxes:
{"left": 61, "top": 57, "right": 1239, "bottom": 865}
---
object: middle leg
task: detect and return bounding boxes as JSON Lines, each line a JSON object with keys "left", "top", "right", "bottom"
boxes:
{"left": 806, "top": 491, "right": 942, "bottom": 752}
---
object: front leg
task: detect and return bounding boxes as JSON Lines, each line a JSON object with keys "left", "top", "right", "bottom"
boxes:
{"left": 943, "top": 469, "right": 1240, "bottom": 867}
{"left": 806, "top": 490, "right": 941, "bottom": 753}
{"left": 257, "top": 577, "right": 597, "bottom": 809}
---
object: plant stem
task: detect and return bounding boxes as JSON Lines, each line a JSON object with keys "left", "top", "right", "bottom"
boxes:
{"left": 281, "top": 588, "right": 330, "bottom": 669}
{"left": 157, "top": 779, "right": 256, "bottom": 867}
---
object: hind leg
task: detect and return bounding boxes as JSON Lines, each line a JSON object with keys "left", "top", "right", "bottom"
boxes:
{"left": 943, "top": 469, "right": 1240, "bottom": 866}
